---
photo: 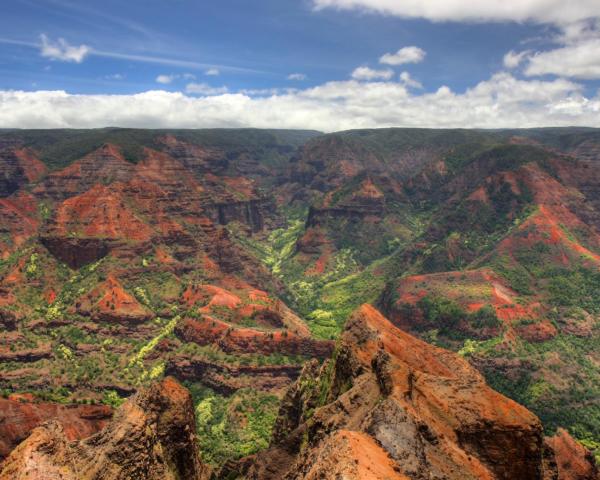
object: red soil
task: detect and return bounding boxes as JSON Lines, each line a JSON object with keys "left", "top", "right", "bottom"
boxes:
{"left": 0, "top": 192, "right": 40, "bottom": 257}
{"left": 77, "top": 275, "right": 153, "bottom": 323}
{"left": 342, "top": 305, "right": 545, "bottom": 479}
{"left": 0, "top": 397, "right": 112, "bottom": 460}
{"left": 545, "top": 429, "right": 600, "bottom": 480}
{"left": 53, "top": 184, "right": 153, "bottom": 241}
{"left": 388, "top": 268, "right": 543, "bottom": 340}
{"left": 13, "top": 148, "right": 47, "bottom": 183}
{"left": 177, "top": 316, "right": 333, "bottom": 358}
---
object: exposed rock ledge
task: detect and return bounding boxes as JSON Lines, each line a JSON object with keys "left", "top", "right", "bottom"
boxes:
{"left": 0, "top": 377, "right": 211, "bottom": 480}
{"left": 237, "top": 304, "right": 598, "bottom": 480}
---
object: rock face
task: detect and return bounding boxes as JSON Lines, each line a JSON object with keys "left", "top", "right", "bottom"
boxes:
{"left": 0, "top": 396, "right": 112, "bottom": 461}
{"left": 544, "top": 429, "right": 599, "bottom": 480}
{"left": 176, "top": 316, "right": 334, "bottom": 358}
{"left": 76, "top": 275, "right": 154, "bottom": 324}
{"left": 242, "top": 305, "right": 597, "bottom": 480}
{"left": 166, "top": 356, "right": 302, "bottom": 395}
{"left": 34, "top": 144, "right": 135, "bottom": 201}
{"left": 205, "top": 197, "right": 276, "bottom": 232}
{"left": 0, "top": 148, "right": 46, "bottom": 197}
{"left": 0, "top": 377, "right": 211, "bottom": 480}
{"left": 0, "top": 191, "right": 40, "bottom": 258}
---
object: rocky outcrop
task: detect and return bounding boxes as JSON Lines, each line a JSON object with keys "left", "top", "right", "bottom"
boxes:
{"left": 166, "top": 356, "right": 302, "bottom": 395}
{"left": 0, "top": 396, "right": 112, "bottom": 460}
{"left": 0, "top": 148, "right": 46, "bottom": 197}
{"left": 176, "top": 316, "right": 334, "bottom": 358}
{"left": 0, "top": 343, "right": 52, "bottom": 362}
{"left": 544, "top": 429, "right": 599, "bottom": 480}
{"left": 0, "top": 377, "right": 211, "bottom": 480}
{"left": 181, "top": 283, "right": 310, "bottom": 335}
{"left": 34, "top": 144, "right": 135, "bottom": 201}
{"left": 205, "top": 197, "right": 276, "bottom": 232}
{"left": 0, "top": 192, "right": 40, "bottom": 258}
{"left": 40, "top": 183, "right": 154, "bottom": 268}
{"left": 40, "top": 236, "right": 113, "bottom": 268}
{"left": 158, "top": 137, "right": 277, "bottom": 231}
{"left": 0, "top": 309, "right": 18, "bottom": 330}
{"left": 244, "top": 305, "right": 595, "bottom": 480}
{"left": 288, "top": 135, "right": 385, "bottom": 191}
{"left": 159, "top": 135, "right": 229, "bottom": 176}
{"left": 75, "top": 275, "right": 154, "bottom": 324}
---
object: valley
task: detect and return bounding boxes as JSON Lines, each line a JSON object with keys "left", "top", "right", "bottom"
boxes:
{"left": 0, "top": 127, "right": 599, "bottom": 478}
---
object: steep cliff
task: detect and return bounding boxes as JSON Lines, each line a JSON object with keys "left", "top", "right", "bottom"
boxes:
{"left": 239, "top": 305, "right": 597, "bottom": 480}
{"left": 0, "top": 377, "right": 211, "bottom": 480}
{"left": 0, "top": 395, "right": 112, "bottom": 461}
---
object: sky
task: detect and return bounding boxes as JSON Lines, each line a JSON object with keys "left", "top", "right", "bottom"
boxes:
{"left": 0, "top": 0, "right": 599, "bottom": 131}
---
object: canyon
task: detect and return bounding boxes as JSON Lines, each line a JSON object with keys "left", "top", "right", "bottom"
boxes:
{"left": 0, "top": 127, "right": 598, "bottom": 478}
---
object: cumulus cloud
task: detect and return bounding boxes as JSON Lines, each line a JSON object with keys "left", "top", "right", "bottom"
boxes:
{"left": 524, "top": 39, "right": 600, "bottom": 79}
{"left": 1, "top": 73, "right": 598, "bottom": 131}
{"left": 205, "top": 68, "right": 220, "bottom": 76}
{"left": 185, "top": 83, "right": 229, "bottom": 95}
{"left": 497, "top": 20, "right": 600, "bottom": 79}
{"left": 311, "top": 0, "right": 600, "bottom": 25}
{"left": 525, "top": 38, "right": 600, "bottom": 80}
{"left": 39, "top": 34, "right": 90, "bottom": 63}
{"left": 399, "top": 71, "right": 422, "bottom": 89}
{"left": 287, "top": 73, "right": 307, "bottom": 81}
{"left": 520, "top": 20, "right": 600, "bottom": 79}
{"left": 351, "top": 66, "right": 394, "bottom": 80}
{"left": 380, "top": 46, "right": 426, "bottom": 65}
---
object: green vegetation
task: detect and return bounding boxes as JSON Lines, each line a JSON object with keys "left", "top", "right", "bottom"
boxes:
{"left": 101, "top": 389, "right": 125, "bottom": 408}
{"left": 126, "top": 316, "right": 178, "bottom": 383}
{"left": 25, "top": 253, "right": 40, "bottom": 280}
{"left": 483, "top": 333, "right": 599, "bottom": 460}
{"left": 176, "top": 341, "right": 307, "bottom": 367}
{"left": 0, "top": 127, "right": 319, "bottom": 170}
{"left": 415, "top": 295, "right": 501, "bottom": 340}
{"left": 186, "top": 384, "right": 280, "bottom": 466}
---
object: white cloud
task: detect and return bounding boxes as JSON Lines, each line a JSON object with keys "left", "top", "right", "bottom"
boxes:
{"left": 493, "top": 20, "right": 600, "bottom": 79}
{"left": 524, "top": 39, "right": 600, "bottom": 79}
{"left": 287, "top": 73, "right": 307, "bottom": 81}
{"left": 105, "top": 73, "right": 125, "bottom": 80}
{"left": 519, "top": 20, "right": 600, "bottom": 79}
{"left": 39, "top": 34, "right": 90, "bottom": 63}
{"left": 380, "top": 46, "right": 426, "bottom": 65}
{"left": 156, "top": 73, "right": 196, "bottom": 85}
{"left": 399, "top": 71, "right": 422, "bottom": 89}
{"left": 156, "top": 74, "right": 176, "bottom": 84}
{"left": 156, "top": 73, "right": 197, "bottom": 84}
{"left": 1, "top": 73, "right": 598, "bottom": 131}
{"left": 311, "top": 0, "right": 600, "bottom": 25}
{"left": 351, "top": 66, "right": 394, "bottom": 80}
{"left": 205, "top": 68, "right": 220, "bottom": 76}
{"left": 185, "top": 83, "right": 229, "bottom": 95}
{"left": 503, "top": 50, "right": 530, "bottom": 69}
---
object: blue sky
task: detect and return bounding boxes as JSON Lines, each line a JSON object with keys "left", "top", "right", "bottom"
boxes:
{"left": 0, "top": 0, "right": 599, "bottom": 130}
